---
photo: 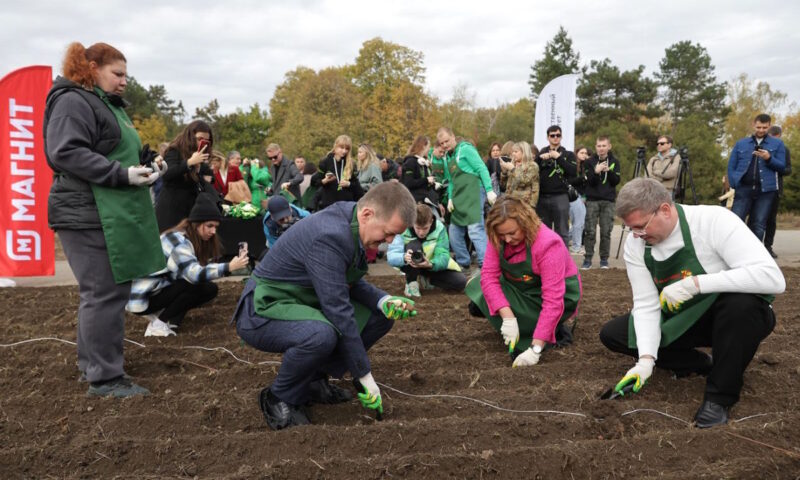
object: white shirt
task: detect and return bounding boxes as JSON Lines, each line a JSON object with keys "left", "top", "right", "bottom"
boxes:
{"left": 624, "top": 204, "right": 785, "bottom": 358}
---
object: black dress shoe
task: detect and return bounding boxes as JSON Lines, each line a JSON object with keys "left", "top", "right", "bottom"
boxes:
{"left": 672, "top": 352, "right": 713, "bottom": 378}
{"left": 308, "top": 378, "right": 353, "bottom": 404}
{"left": 766, "top": 247, "right": 778, "bottom": 259}
{"left": 693, "top": 400, "right": 730, "bottom": 428}
{"left": 259, "top": 387, "right": 311, "bottom": 430}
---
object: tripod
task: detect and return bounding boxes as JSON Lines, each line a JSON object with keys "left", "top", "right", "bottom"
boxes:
{"left": 616, "top": 147, "right": 648, "bottom": 258}
{"left": 673, "top": 147, "right": 698, "bottom": 205}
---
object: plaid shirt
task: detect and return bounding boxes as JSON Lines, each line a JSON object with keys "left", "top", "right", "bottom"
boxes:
{"left": 127, "top": 231, "right": 229, "bottom": 313}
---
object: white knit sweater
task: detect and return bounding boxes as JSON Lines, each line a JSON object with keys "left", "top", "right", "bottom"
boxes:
{"left": 624, "top": 204, "right": 785, "bottom": 358}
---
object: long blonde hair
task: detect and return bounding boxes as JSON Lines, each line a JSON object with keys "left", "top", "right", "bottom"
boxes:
{"left": 328, "top": 134, "right": 354, "bottom": 179}
{"left": 357, "top": 143, "right": 379, "bottom": 171}
{"left": 485, "top": 196, "right": 541, "bottom": 251}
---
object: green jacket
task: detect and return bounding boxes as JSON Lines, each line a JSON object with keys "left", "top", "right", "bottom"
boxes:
{"left": 241, "top": 162, "right": 272, "bottom": 212}
{"left": 443, "top": 142, "right": 493, "bottom": 199}
{"left": 388, "top": 220, "right": 461, "bottom": 272}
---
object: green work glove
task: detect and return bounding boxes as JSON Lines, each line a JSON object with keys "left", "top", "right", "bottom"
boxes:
{"left": 379, "top": 296, "right": 417, "bottom": 320}
{"left": 355, "top": 372, "right": 383, "bottom": 415}
{"left": 614, "top": 357, "right": 655, "bottom": 394}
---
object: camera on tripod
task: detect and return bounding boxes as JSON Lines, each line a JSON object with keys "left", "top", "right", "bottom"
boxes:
{"left": 636, "top": 146, "right": 646, "bottom": 161}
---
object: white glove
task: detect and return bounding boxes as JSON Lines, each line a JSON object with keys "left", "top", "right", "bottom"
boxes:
{"left": 358, "top": 372, "right": 380, "bottom": 398}
{"left": 127, "top": 166, "right": 156, "bottom": 186}
{"left": 659, "top": 276, "right": 699, "bottom": 313}
{"left": 153, "top": 156, "right": 168, "bottom": 175}
{"left": 487, "top": 191, "right": 497, "bottom": 205}
{"left": 500, "top": 317, "right": 520, "bottom": 351}
{"left": 417, "top": 157, "right": 430, "bottom": 167}
{"left": 512, "top": 347, "right": 541, "bottom": 368}
{"left": 617, "top": 357, "right": 655, "bottom": 393}
{"left": 447, "top": 199, "right": 454, "bottom": 213}
{"left": 434, "top": 182, "right": 442, "bottom": 190}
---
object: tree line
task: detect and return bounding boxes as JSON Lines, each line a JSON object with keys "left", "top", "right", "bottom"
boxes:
{"left": 126, "top": 31, "right": 800, "bottom": 209}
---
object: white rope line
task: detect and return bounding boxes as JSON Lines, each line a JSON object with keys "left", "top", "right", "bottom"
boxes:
{"left": 0, "top": 336, "right": 789, "bottom": 425}
{"left": 621, "top": 408, "right": 691, "bottom": 425}
{"left": 378, "top": 382, "right": 588, "bottom": 418}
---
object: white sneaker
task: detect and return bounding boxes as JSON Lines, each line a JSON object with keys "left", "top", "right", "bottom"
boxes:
{"left": 0, "top": 278, "right": 17, "bottom": 288}
{"left": 404, "top": 281, "right": 421, "bottom": 297}
{"left": 144, "top": 315, "right": 176, "bottom": 337}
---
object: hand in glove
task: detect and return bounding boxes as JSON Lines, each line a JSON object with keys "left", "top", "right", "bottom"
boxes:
{"left": 500, "top": 317, "right": 520, "bottom": 353}
{"left": 512, "top": 347, "right": 541, "bottom": 367}
{"left": 127, "top": 166, "right": 156, "bottom": 186}
{"left": 447, "top": 199, "right": 454, "bottom": 213}
{"left": 659, "top": 277, "right": 699, "bottom": 313}
{"left": 356, "top": 372, "right": 382, "bottom": 415}
{"left": 615, "top": 357, "right": 655, "bottom": 394}
{"left": 417, "top": 157, "right": 430, "bottom": 167}
{"left": 379, "top": 296, "right": 417, "bottom": 320}
{"left": 487, "top": 191, "right": 498, "bottom": 205}
{"left": 434, "top": 182, "right": 442, "bottom": 190}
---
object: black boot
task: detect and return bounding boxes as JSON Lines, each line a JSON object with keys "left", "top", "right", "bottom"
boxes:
{"left": 693, "top": 400, "right": 729, "bottom": 428}
{"left": 308, "top": 378, "right": 353, "bottom": 404}
{"left": 259, "top": 387, "right": 311, "bottom": 430}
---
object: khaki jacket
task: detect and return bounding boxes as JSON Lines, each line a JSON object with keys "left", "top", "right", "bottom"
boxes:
{"left": 646, "top": 150, "right": 680, "bottom": 190}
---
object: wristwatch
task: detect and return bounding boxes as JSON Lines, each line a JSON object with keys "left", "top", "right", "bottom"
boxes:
{"left": 532, "top": 344, "right": 543, "bottom": 354}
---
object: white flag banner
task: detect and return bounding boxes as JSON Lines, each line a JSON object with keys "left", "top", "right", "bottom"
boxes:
{"left": 533, "top": 74, "right": 578, "bottom": 151}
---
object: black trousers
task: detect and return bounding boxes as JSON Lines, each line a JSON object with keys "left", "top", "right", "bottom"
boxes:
{"left": 764, "top": 194, "right": 780, "bottom": 248}
{"left": 599, "top": 293, "right": 775, "bottom": 406}
{"left": 400, "top": 265, "right": 467, "bottom": 291}
{"left": 143, "top": 280, "right": 219, "bottom": 326}
{"left": 536, "top": 193, "right": 570, "bottom": 245}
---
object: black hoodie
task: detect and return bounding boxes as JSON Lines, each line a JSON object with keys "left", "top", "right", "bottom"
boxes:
{"left": 584, "top": 153, "right": 622, "bottom": 202}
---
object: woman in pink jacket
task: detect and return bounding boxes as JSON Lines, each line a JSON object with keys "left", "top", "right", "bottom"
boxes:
{"left": 466, "top": 196, "right": 581, "bottom": 366}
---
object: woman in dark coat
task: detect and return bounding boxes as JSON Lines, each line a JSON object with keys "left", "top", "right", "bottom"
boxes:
{"left": 310, "top": 134, "right": 364, "bottom": 210}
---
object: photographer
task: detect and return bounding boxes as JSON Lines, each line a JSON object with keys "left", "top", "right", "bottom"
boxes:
{"left": 646, "top": 136, "right": 681, "bottom": 192}
{"left": 387, "top": 204, "right": 467, "bottom": 297}
{"left": 535, "top": 125, "right": 577, "bottom": 245}
{"left": 263, "top": 196, "right": 310, "bottom": 249}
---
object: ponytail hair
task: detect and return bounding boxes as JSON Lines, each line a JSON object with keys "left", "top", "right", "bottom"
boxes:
{"left": 61, "top": 42, "right": 126, "bottom": 89}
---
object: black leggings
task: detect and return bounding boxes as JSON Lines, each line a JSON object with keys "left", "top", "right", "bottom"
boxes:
{"left": 142, "top": 280, "right": 219, "bottom": 326}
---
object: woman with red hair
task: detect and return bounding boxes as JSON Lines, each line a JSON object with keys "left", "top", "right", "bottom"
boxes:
{"left": 45, "top": 42, "right": 166, "bottom": 398}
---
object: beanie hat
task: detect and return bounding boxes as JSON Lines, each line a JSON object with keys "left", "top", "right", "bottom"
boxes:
{"left": 188, "top": 194, "right": 222, "bottom": 223}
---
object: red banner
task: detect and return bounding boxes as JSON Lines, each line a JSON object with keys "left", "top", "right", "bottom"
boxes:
{"left": 0, "top": 66, "right": 54, "bottom": 277}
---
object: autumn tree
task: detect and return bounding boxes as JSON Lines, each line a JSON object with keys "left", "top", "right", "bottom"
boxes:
{"left": 776, "top": 109, "right": 799, "bottom": 211}
{"left": 723, "top": 73, "right": 787, "bottom": 153}
{"left": 126, "top": 76, "right": 185, "bottom": 138}
{"left": 528, "top": 26, "right": 582, "bottom": 99}
{"left": 133, "top": 114, "right": 168, "bottom": 148}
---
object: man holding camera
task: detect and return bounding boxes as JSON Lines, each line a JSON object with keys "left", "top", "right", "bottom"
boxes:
{"left": 582, "top": 136, "right": 621, "bottom": 270}
{"left": 263, "top": 195, "right": 310, "bottom": 248}
{"left": 536, "top": 125, "right": 577, "bottom": 246}
{"left": 232, "top": 182, "right": 418, "bottom": 430}
{"left": 646, "top": 136, "right": 681, "bottom": 193}
{"left": 728, "top": 114, "right": 787, "bottom": 242}
{"left": 266, "top": 143, "right": 304, "bottom": 204}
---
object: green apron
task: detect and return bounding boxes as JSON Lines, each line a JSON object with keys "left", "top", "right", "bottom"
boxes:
{"left": 253, "top": 208, "right": 372, "bottom": 333}
{"left": 90, "top": 88, "right": 165, "bottom": 283}
{"left": 446, "top": 143, "right": 482, "bottom": 226}
{"left": 465, "top": 243, "right": 581, "bottom": 353}
{"left": 627, "top": 204, "right": 722, "bottom": 348}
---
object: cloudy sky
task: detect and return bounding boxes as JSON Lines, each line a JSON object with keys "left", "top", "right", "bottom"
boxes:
{"left": 2, "top": 1, "right": 798, "bottom": 118}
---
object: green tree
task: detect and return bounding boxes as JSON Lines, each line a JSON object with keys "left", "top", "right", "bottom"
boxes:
{"left": 778, "top": 109, "right": 799, "bottom": 211}
{"left": 655, "top": 41, "right": 728, "bottom": 135}
{"left": 349, "top": 37, "right": 426, "bottom": 95}
{"left": 439, "top": 83, "right": 478, "bottom": 142}
{"left": 723, "top": 73, "right": 787, "bottom": 153}
{"left": 213, "top": 104, "right": 271, "bottom": 158}
{"left": 528, "top": 26, "right": 581, "bottom": 99}
{"left": 133, "top": 114, "right": 168, "bottom": 148}
{"left": 125, "top": 76, "right": 185, "bottom": 138}
{"left": 673, "top": 113, "right": 726, "bottom": 204}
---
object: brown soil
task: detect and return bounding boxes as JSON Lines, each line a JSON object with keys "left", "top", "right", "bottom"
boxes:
{"left": 2, "top": 269, "right": 800, "bottom": 479}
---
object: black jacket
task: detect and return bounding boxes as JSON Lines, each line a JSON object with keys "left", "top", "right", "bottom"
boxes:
{"left": 401, "top": 155, "right": 437, "bottom": 204}
{"left": 584, "top": 153, "right": 622, "bottom": 202}
{"left": 535, "top": 146, "right": 577, "bottom": 195}
{"left": 311, "top": 153, "right": 365, "bottom": 210}
{"left": 44, "top": 77, "right": 130, "bottom": 230}
{"left": 155, "top": 148, "right": 215, "bottom": 231}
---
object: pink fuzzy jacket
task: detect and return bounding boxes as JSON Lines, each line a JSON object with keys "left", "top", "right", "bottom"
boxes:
{"left": 480, "top": 224, "right": 581, "bottom": 343}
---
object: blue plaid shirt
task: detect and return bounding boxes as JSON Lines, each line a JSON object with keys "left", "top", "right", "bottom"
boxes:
{"left": 127, "top": 231, "right": 229, "bottom": 313}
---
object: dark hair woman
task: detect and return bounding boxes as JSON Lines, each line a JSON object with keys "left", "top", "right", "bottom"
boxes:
{"left": 154, "top": 120, "right": 217, "bottom": 232}
{"left": 400, "top": 135, "right": 438, "bottom": 205}
{"left": 44, "top": 42, "right": 167, "bottom": 398}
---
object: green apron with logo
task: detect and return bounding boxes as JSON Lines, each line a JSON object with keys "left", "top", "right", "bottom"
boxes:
{"left": 627, "top": 204, "right": 729, "bottom": 348}
{"left": 465, "top": 244, "right": 581, "bottom": 353}
{"left": 252, "top": 208, "right": 372, "bottom": 333}
{"left": 447, "top": 142, "right": 482, "bottom": 226}
{"left": 90, "top": 88, "right": 165, "bottom": 283}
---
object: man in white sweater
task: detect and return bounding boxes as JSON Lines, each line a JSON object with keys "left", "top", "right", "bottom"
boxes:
{"left": 600, "top": 178, "right": 785, "bottom": 428}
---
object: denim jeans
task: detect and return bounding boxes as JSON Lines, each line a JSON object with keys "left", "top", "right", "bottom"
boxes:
{"left": 449, "top": 189, "right": 487, "bottom": 268}
{"left": 732, "top": 187, "right": 777, "bottom": 242}
{"left": 568, "top": 198, "right": 586, "bottom": 248}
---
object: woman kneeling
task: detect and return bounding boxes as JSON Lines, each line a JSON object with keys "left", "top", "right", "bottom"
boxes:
{"left": 466, "top": 197, "right": 581, "bottom": 366}
{"left": 127, "top": 195, "right": 249, "bottom": 336}
{"left": 388, "top": 204, "right": 466, "bottom": 297}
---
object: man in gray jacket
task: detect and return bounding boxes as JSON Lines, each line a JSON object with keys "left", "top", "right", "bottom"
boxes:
{"left": 266, "top": 143, "right": 303, "bottom": 203}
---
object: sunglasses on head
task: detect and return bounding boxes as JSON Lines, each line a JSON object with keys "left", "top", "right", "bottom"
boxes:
{"left": 549, "top": 133, "right": 562, "bottom": 138}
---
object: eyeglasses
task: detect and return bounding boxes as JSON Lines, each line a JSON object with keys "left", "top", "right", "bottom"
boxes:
{"left": 549, "top": 133, "right": 562, "bottom": 138}
{"left": 630, "top": 210, "right": 657, "bottom": 237}
{"left": 657, "top": 141, "right": 669, "bottom": 146}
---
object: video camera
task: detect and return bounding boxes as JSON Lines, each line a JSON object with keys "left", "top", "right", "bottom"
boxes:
{"left": 636, "top": 146, "right": 646, "bottom": 161}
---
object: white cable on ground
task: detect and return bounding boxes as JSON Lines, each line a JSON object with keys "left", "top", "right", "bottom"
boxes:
{"left": 0, "top": 337, "right": 77, "bottom": 347}
{"left": 180, "top": 345, "right": 281, "bottom": 366}
{"left": 621, "top": 408, "right": 691, "bottom": 426}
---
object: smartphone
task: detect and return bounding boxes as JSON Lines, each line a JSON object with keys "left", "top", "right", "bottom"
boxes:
{"left": 238, "top": 241, "right": 248, "bottom": 256}
{"left": 197, "top": 139, "right": 210, "bottom": 152}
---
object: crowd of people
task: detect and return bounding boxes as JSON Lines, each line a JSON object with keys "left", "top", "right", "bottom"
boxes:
{"left": 43, "top": 41, "right": 788, "bottom": 432}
